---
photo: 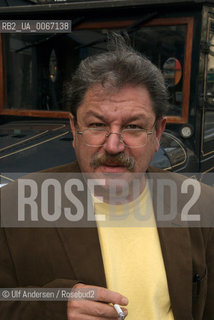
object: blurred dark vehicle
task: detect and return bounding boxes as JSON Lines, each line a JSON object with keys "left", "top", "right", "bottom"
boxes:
{"left": 0, "top": 0, "right": 214, "bottom": 185}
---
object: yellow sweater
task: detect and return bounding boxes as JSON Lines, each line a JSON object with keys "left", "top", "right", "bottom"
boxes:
{"left": 94, "top": 182, "right": 174, "bottom": 320}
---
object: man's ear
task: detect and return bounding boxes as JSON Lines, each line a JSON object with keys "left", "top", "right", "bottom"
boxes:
{"left": 69, "top": 113, "right": 76, "bottom": 148}
{"left": 155, "top": 117, "right": 166, "bottom": 152}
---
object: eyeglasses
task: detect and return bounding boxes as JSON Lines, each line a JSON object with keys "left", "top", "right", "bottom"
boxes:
{"left": 76, "top": 123, "right": 156, "bottom": 148}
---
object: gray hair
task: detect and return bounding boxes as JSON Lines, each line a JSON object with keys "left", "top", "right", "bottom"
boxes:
{"left": 65, "top": 34, "right": 169, "bottom": 120}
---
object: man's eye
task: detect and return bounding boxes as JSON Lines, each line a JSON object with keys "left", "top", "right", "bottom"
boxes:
{"left": 89, "top": 123, "right": 106, "bottom": 128}
{"left": 126, "top": 124, "right": 142, "bottom": 130}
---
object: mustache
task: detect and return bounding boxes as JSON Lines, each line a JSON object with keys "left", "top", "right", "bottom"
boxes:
{"left": 91, "top": 152, "right": 135, "bottom": 170}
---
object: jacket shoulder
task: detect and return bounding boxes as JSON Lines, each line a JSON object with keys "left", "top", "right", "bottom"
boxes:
{"left": 40, "top": 161, "right": 80, "bottom": 173}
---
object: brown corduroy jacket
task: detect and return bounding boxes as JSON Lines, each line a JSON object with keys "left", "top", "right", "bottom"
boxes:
{"left": 0, "top": 162, "right": 213, "bottom": 320}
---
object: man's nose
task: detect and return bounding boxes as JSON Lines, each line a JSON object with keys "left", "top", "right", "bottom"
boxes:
{"left": 103, "top": 132, "right": 125, "bottom": 154}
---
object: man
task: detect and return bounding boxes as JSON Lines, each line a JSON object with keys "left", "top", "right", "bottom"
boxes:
{"left": 0, "top": 36, "right": 213, "bottom": 320}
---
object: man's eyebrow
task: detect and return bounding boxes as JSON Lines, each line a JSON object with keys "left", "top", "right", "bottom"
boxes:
{"left": 123, "top": 114, "right": 154, "bottom": 125}
{"left": 83, "top": 110, "right": 153, "bottom": 125}
{"left": 124, "top": 115, "right": 147, "bottom": 122}
{"left": 83, "top": 111, "right": 106, "bottom": 121}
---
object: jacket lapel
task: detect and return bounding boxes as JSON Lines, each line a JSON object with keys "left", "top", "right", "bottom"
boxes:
{"left": 55, "top": 163, "right": 106, "bottom": 287}
{"left": 56, "top": 227, "right": 106, "bottom": 287}
{"left": 148, "top": 168, "right": 193, "bottom": 319}
{"left": 157, "top": 228, "right": 193, "bottom": 319}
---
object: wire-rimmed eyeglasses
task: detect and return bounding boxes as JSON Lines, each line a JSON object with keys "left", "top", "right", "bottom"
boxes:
{"left": 76, "top": 122, "right": 156, "bottom": 148}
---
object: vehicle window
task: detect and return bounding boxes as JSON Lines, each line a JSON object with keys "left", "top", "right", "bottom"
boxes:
{"left": 129, "top": 25, "right": 186, "bottom": 117}
{"left": 203, "top": 18, "right": 214, "bottom": 154}
{"left": 206, "top": 20, "right": 214, "bottom": 106}
{"left": 1, "top": 18, "right": 191, "bottom": 120}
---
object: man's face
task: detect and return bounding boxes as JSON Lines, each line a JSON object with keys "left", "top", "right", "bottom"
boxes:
{"left": 70, "top": 84, "right": 166, "bottom": 182}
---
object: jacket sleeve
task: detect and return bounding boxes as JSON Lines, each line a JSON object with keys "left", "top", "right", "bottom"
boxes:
{"left": 0, "top": 228, "right": 79, "bottom": 320}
